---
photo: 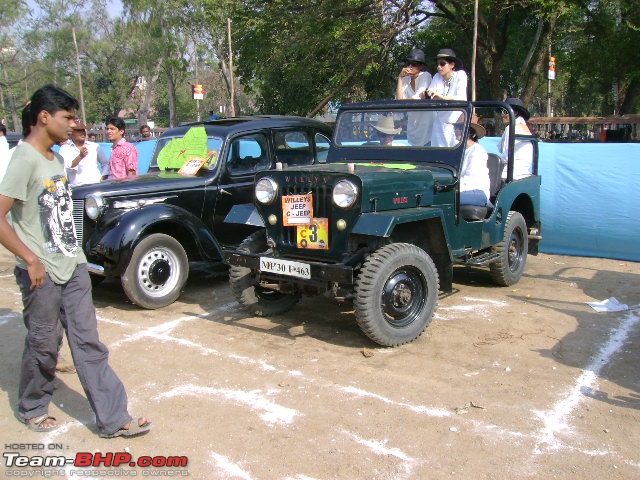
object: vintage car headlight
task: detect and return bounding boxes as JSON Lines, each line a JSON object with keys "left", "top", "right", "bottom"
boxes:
{"left": 333, "top": 179, "right": 358, "bottom": 209}
{"left": 256, "top": 177, "right": 278, "bottom": 204}
{"left": 85, "top": 194, "right": 106, "bottom": 220}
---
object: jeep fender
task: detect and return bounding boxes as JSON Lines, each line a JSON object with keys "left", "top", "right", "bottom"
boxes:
{"left": 352, "top": 208, "right": 454, "bottom": 293}
{"left": 91, "top": 203, "right": 223, "bottom": 276}
{"left": 352, "top": 208, "right": 448, "bottom": 241}
{"left": 224, "top": 203, "right": 265, "bottom": 227}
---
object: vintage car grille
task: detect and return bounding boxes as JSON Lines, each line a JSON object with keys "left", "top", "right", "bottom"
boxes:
{"left": 73, "top": 199, "right": 85, "bottom": 245}
{"left": 281, "top": 183, "right": 333, "bottom": 248}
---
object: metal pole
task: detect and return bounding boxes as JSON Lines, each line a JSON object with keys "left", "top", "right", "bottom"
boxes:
{"left": 471, "top": 0, "right": 478, "bottom": 101}
{"left": 72, "top": 28, "right": 87, "bottom": 124}
{"left": 227, "top": 18, "right": 235, "bottom": 117}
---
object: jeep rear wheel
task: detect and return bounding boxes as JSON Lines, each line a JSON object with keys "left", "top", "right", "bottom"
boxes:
{"left": 490, "top": 211, "right": 528, "bottom": 286}
{"left": 354, "top": 243, "right": 439, "bottom": 347}
{"left": 121, "top": 233, "right": 188, "bottom": 309}
{"left": 229, "top": 230, "right": 301, "bottom": 316}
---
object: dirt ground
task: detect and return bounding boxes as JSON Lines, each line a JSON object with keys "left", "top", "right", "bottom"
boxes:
{"left": 0, "top": 247, "right": 639, "bottom": 479}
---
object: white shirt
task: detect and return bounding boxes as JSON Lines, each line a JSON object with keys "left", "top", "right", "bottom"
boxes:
{"left": 498, "top": 116, "right": 534, "bottom": 180}
{"left": 0, "top": 136, "right": 10, "bottom": 183}
{"left": 429, "top": 70, "right": 468, "bottom": 147}
{"left": 398, "top": 70, "right": 432, "bottom": 100}
{"left": 398, "top": 71, "right": 434, "bottom": 146}
{"left": 59, "top": 140, "right": 109, "bottom": 185}
{"left": 460, "top": 142, "right": 490, "bottom": 200}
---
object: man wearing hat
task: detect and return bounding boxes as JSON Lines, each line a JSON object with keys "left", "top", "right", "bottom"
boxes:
{"left": 59, "top": 120, "right": 109, "bottom": 185}
{"left": 427, "top": 48, "right": 469, "bottom": 147}
{"left": 396, "top": 48, "right": 434, "bottom": 146}
{"left": 457, "top": 121, "right": 491, "bottom": 207}
{"left": 370, "top": 115, "right": 401, "bottom": 146}
{"left": 498, "top": 97, "right": 534, "bottom": 180}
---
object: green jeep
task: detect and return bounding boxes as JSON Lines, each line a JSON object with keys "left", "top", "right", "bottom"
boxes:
{"left": 223, "top": 100, "right": 541, "bottom": 346}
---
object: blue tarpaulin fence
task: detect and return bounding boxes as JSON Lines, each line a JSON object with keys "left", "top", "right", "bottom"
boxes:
{"left": 480, "top": 138, "right": 640, "bottom": 262}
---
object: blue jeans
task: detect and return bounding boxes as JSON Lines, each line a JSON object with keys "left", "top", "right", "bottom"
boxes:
{"left": 15, "top": 264, "right": 131, "bottom": 435}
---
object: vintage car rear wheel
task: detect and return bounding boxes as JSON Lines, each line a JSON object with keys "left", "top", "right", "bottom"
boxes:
{"left": 490, "top": 211, "right": 528, "bottom": 286}
{"left": 229, "top": 230, "right": 301, "bottom": 316}
{"left": 354, "top": 243, "right": 439, "bottom": 347}
{"left": 121, "top": 233, "right": 188, "bottom": 309}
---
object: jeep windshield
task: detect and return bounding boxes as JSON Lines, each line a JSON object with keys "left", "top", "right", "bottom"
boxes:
{"left": 330, "top": 102, "right": 471, "bottom": 169}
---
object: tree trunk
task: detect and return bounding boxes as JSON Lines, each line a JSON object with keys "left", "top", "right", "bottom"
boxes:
{"left": 138, "top": 59, "right": 163, "bottom": 126}
{"left": 619, "top": 77, "right": 639, "bottom": 115}
{"left": 167, "top": 69, "right": 177, "bottom": 128}
{"left": 521, "top": 18, "right": 555, "bottom": 108}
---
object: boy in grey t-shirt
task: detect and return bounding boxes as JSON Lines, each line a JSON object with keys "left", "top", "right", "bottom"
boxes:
{"left": 0, "top": 84, "right": 152, "bottom": 437}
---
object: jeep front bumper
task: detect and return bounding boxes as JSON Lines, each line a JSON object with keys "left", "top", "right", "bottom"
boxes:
{"left": 223, "top": 250, "right": 354, "bottom": 285}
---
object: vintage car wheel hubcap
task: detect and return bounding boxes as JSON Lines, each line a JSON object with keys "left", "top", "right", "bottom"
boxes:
{"left": 139, "top": 249, "right": 179, "bottom": 294}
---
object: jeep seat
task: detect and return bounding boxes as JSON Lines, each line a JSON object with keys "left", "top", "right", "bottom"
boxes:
{"left": 460, "top": 153, "right": 504, "bottom": 221}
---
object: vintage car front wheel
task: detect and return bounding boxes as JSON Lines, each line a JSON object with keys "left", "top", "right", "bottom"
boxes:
{"left": 229, "top": 230, "right": 301, "bottom": 316}
{"left": 354, "top": 243, "right": 439, "bottom": 347}
{"left": 121, "top": 233, "right": 189, "bottom": 309}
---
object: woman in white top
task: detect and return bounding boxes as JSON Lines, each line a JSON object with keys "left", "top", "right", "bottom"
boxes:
{"left": 396, "top": 48, "right": 434, "bottom": 146}
{"left": 426, "top": 49, "right": 468, "bottom": 147}
{"left": 457, "top": 122, "right": 490, "bottom": 206}
{"left": 498, "top": 97, "right": 534, "bottom": 180}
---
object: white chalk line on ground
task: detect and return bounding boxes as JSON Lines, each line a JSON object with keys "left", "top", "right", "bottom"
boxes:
{"left": 210, "top": 452, "right": 254, "bottom": 480}
{"left": 342, "top": 429, "right": 418, "bottom": 479}
{"left": 532, "top": 309, "right": 640, "bottom": 454}
{"left": 155, "top": 384, "right": 300, "bottom": 426}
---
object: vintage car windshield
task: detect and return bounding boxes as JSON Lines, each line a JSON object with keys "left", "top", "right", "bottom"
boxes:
{"left": 152, "top": 127, "right": 223, "bottom": 171}
{"left": 334, "top": 108, "right": 467, "bottom": 150}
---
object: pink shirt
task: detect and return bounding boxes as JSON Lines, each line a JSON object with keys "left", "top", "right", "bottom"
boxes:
{"left": 109, "top": 139, "right": 138, "bottom": 179}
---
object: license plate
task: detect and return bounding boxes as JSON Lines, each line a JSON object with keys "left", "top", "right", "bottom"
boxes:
{"left": 259, "top": 257, "right": 311, "bottom": 279}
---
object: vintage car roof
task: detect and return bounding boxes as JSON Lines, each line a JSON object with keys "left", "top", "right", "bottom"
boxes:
{"left": 159, "top": 116, "right": 332, "bottom": 139}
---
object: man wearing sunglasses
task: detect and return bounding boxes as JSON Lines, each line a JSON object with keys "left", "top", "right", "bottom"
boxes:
{"left": 396, "top": 48, "right": 434, "bottom": 146}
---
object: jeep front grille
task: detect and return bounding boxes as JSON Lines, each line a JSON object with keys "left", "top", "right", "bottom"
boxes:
{"left": 73, "top": 199, "right": 84, "bottom": 245}
{"left": 282, "top": 183, "right": 333, "bottom": 247}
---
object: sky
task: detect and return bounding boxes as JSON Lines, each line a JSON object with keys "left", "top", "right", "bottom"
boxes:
{"left": 26, "top": 0, "right": 123, "bottom": 18}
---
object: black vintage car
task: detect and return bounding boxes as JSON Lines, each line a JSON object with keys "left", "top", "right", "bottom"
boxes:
{"left": 71, "top": 116, "right": 332, "bottom": 309}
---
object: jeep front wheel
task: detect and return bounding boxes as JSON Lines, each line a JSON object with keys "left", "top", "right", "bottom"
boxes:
{"left": 490, "top": 211, "right": 528, "bottom": 286}
{"left": 121, "top": 233, "right": 188, "bottom": 309}
{"left": 354, "top": 243, "right": 439, "bottom": 347}
{"left": 229, "top": 230, "right": 301, "bottom": 316}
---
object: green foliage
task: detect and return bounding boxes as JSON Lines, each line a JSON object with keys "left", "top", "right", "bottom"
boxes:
{"left": 1, "top": 0, "right": 636, "bottom": 132}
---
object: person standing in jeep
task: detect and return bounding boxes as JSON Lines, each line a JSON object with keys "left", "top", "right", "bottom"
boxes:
{"left": 105, "top": 116, "right": 138, "bottom": 179}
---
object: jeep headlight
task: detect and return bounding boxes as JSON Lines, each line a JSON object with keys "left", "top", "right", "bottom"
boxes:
{"left": 333, "top": 179, "right": 358, "bottom": 209}
{"left": 256, "top": 177, "right": 278, "bottom": 204}
{"left": 85, "top": 194, "right": 106, "bottom": 220}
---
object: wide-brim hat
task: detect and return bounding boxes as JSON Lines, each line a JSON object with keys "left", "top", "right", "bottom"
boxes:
{"left": 405, "top": 48, "right": 426, "bottom": 64}
{"left": 73, "top": 121, "right": 88, "bottom": 131}
{"left": 506, "top": 98, "right": 530, "bottom": 121}
{"left": 435, "top": 48, "right": 463, "bottom": 71}
{"left": 372, "top": 115, "right": 401, "bottom": 135}
{"left": 469, "top": 123, "right": 486, "bottom": 140}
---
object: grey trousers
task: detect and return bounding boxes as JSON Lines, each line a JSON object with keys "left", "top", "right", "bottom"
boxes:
{"left": 15, "top": 264, "right": 132, "bottom": 435}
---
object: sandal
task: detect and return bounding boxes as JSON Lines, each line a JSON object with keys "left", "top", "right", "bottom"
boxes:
{"left": 100, "top": 417, "right": 152, "bottom": 438}
{"left": 24, "top": 414, "right": 59, "bottom": 432}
